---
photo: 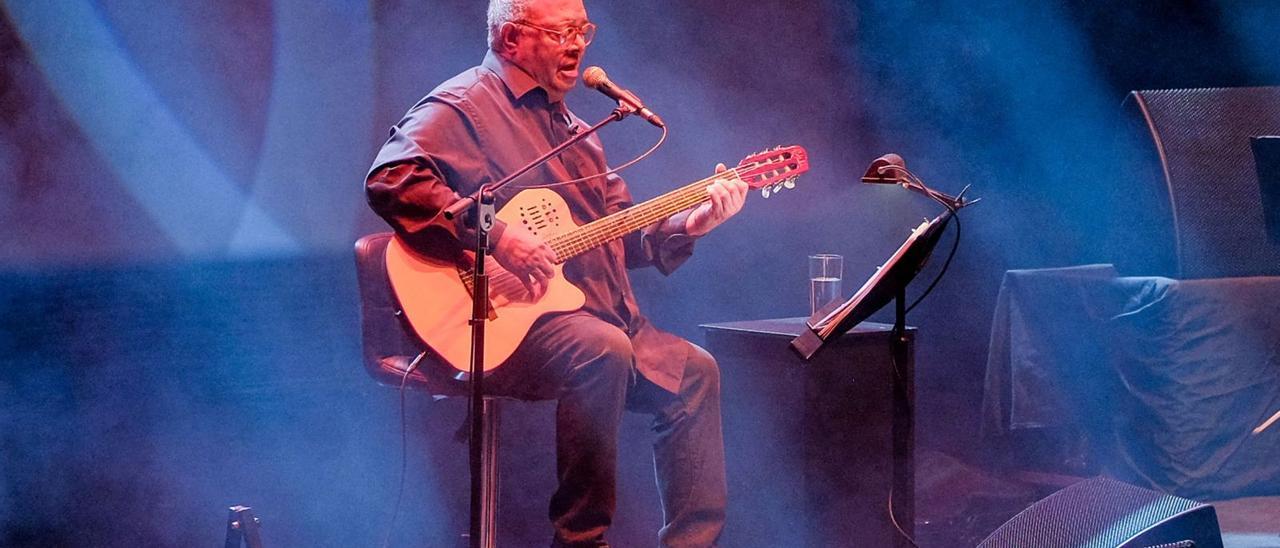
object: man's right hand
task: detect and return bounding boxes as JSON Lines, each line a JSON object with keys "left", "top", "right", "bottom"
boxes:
{"left": 491, "top": 223, "right": 556, "bottom": 300}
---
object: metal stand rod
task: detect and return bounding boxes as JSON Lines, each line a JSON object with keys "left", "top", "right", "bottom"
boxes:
{"left": 480, "top": 398, "right": 500, "bottom": 548}
{"left": 468, "top": 196, "right": 492, "bottom": 548}
{"left": 890, "top": 288, "right": 915, "bottom": 547}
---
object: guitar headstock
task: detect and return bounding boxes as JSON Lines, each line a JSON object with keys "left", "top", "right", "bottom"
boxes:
{"left": 733, "top": 145, "right": 810, "bottom": 198}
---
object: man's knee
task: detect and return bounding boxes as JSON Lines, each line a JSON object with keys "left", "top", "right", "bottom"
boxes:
{"left": 590, "top": 324, "right": 634, "bottom": 364}
{"left": 682, "top": 344, "right": 720, "bottom": 398}
{"left": 565, "top": 322, "right": 634, "bottom": 384}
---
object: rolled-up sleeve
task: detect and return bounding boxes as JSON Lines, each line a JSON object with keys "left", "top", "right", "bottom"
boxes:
{"left": 364, "top": 100, "right": 506, "bottom": 261}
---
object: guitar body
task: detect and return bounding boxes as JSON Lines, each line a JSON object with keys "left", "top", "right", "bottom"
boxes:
{"left": 385, "top": 187, "right": 586, "bottom": 374}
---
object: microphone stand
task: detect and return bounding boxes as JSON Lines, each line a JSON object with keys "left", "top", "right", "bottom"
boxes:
{"left": 440, "top": 104, "right": 634, "bottom": 548}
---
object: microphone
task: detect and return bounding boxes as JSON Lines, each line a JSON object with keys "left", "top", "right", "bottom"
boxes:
{"left": 582, "top": 66, "right": 665, "bottom": 128}
{"left": 860, "top": 153, "right": 906, "bottom": 184}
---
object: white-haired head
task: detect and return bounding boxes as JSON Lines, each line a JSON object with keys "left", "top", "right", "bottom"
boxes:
{"left": 487, "top": 0, "right": 532, "bottom": 50}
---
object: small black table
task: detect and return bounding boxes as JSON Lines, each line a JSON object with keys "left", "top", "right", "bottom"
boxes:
{"left": 702, "top": 317, "right": 915, "bottom": 548}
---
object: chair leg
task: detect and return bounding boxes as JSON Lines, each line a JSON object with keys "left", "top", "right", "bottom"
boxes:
{"left": 480, "top": 398, "right": 500, "bottom": 548}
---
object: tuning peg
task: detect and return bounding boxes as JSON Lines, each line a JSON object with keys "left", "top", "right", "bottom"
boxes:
{"left": 783, "top": 178, "right": 796, "bottom": 189}
{"left": 761, "top": 187, "right": 772, "bottom": 199}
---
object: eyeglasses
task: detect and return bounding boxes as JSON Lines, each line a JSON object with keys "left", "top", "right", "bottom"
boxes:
{"left": 515, "top": 21, "right": 597, "bottom": 46}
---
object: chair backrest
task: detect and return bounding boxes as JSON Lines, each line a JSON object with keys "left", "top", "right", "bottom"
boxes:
{"left": 1129, "top": 86, "right": 1280, "bottom": 278}
{"left": 353, "top": 232, "right": 465, "bottom": 395}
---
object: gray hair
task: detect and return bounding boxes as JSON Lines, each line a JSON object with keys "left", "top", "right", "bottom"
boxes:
{"left": 487, "top": 0, "right": 532, "bottom": 49}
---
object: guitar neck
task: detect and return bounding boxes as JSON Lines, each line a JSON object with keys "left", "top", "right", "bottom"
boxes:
{"left": 546, "top": 172, "right": 726, "bottom": 263}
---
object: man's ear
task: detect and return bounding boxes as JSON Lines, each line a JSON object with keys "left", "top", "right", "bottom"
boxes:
{"left": 496, "top": 22, "right": 522, "bottom": 55}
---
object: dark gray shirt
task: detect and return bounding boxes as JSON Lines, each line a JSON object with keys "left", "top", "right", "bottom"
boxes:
{"left": 366, "top": 51, "right": 698, "bottom": 392}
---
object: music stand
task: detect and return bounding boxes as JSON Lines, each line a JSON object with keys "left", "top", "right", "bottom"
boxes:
{"left": 790, "top": 209, "right": 953, "bottom": 361}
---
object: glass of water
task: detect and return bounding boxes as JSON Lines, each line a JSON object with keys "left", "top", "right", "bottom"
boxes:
{"left": 809, "top": 254, "right": 843, "bottom": 315}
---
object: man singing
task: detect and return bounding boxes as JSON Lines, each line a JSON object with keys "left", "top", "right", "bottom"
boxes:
{"left": 365, "top": 1, "right": 748, "bottom": 545}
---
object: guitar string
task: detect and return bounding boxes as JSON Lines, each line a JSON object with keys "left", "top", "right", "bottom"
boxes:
{"left": 577, "top": 149, "right": 804, "bottom": 241}
{"left": 459, "top": 170, "right": 729, "bottom": 291}
{"left": 548, "top": 161, "right": 798, "bottom": 261}
{"left": 551, "top": 181, "right": 710, "bottom": 259}
{"left": 558, "top": 188, "right": 707, "bottom": 257}
{"left": 539, "top": 171, "right": 726, "bottom": 261}
{"left": 552, "top": 187, "right": 706, "bottom": 261}
{"left": 548, "top": 159, "right": 799, "bottom": 260}
{"left": 471, "top": 184, "right": 718, "bottom": 301}
{"left": 547, "top": 165, "right": 748, "bottom": 258}
{"left": 551, "top": 167, "right": 794, "bottom": 261}
{"left": 462, "top": 155, "right": 803, "bottom": 293}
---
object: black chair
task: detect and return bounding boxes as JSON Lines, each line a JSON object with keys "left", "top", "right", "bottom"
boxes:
{"left": 353, "top": 232, "right": 501, "bottom": 547}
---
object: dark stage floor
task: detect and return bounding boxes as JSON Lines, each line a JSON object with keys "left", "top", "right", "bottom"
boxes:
{"left": 3, "top": 255, "right": 1277, "bottom": 546}
{"left": 1207, "top": 497, "right": 1280, "bottom": 548}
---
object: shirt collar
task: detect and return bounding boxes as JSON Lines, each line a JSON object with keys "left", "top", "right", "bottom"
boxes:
{"left": 483, "top": 50, "right": 543, "bottom": 101}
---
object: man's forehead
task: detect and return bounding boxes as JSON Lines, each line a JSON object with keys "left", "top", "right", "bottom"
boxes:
{"left": 524, "top": 0, "right": 588, "bottom": 24}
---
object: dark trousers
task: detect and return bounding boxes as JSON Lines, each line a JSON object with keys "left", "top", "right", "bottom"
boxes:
{"left": 486, "top": 311, "right": 726, "bottom": 548}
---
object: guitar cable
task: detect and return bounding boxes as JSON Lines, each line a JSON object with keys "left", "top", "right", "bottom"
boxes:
{"left": 381, "top": 351, "right": 428, "bottom": 548}
{"left": 889, "top": 334, "right": 923, "bottom": 548}
{"left": 889, "top": 328, "right": 923, "bottom": 548}
{"left": 906, "top": 206, "right": 961, "bottom": 315}
{"left": 889, "top": 481, "right": 922, "bottom": 548}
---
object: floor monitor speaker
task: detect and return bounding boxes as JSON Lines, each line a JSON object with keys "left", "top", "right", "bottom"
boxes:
{"left": 977, "top": 477, "right": 1222, "bottom": 548}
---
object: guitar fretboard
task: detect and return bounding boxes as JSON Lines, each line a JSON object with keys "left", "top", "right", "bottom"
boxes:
{"left": 545, "top": 169, "right": 738, "bottom": 262}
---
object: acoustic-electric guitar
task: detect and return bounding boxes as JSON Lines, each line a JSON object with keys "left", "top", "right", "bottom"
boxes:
{"left": 386, "top": 145, "right": 810, "bottom": 374}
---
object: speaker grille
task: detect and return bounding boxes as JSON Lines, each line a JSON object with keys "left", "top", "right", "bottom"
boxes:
{"left": 1130, "top": 86, "right": 1280, "bottom": 278}
{"left": 977, "top": 477, "right": 1213, "bottom": 548}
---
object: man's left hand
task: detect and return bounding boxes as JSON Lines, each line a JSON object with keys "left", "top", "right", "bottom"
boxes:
{"left": 686, "top": 163, "right": 749, "bottom": 236}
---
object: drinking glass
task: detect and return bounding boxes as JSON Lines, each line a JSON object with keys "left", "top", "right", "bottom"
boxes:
{"left": 809, "top": 254, "right": 843, "bottom": 315}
